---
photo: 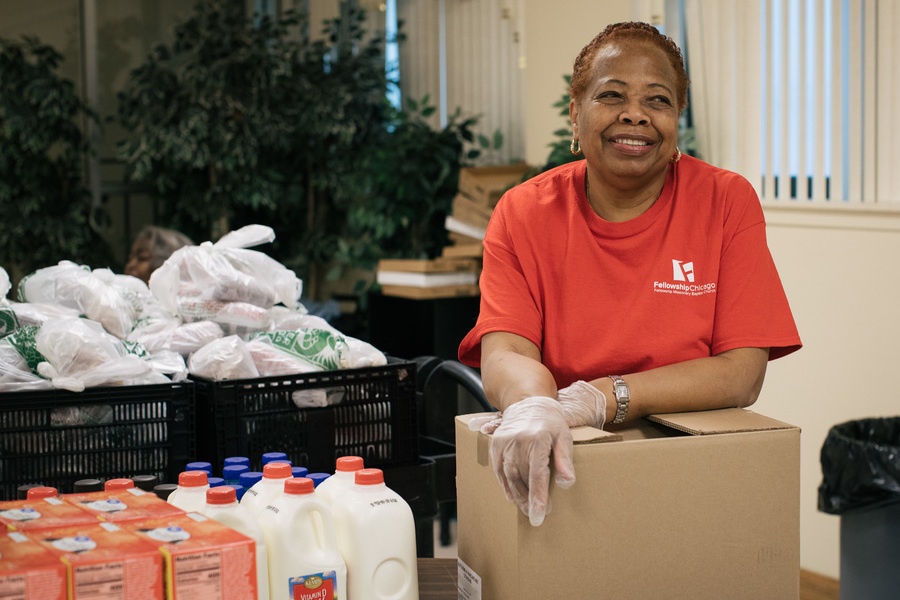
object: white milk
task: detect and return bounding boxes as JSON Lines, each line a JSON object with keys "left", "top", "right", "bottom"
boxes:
{"left": 330, "top": 468, "right": 419, "bottom": 600}
{"left": 202, "top": 486, "right": 270, "bottom": 600}
{"left": 315, "top": 456, "right": 364, "bottom": 507}
{"left": 240, "top": 461, "right": 292, "bottom": 519}
{"left": 259, "top": 477, "right": 347, "bottom": 600}
{"left": 166, "top": 470, "right": 210, "bottom": 513}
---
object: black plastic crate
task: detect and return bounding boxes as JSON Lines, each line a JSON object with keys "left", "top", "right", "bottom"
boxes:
{"left": 192, "top": 361, "right": 418, "bottom": 473}
{"left": 0, "top": 382, "right": 194, "bottom": 500}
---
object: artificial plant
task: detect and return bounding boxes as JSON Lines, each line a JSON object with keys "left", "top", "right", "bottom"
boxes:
{"left": 116, "top": 0, "right": 484, "bottom": 301}
{"left": 0, "top": 36, "right": 112, "bottom": 287}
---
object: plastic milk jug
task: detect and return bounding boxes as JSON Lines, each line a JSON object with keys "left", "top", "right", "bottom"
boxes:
{"left": 330, "top": 468, "right": 419, "bottom": 600}
{"left": 241, "top": 461, "right": 292, "bottom": 519}
{"left": 166, "top": 470, "right": 210, "bottom": 512}
{"left": 315, "top": 456, "right": 364, "bottom": 507}
{"left": 26, "top": 486, "right": 59, "bottom": 499}
{"left": 203, "top": 486, "right": 270, "bottom": 600}
{"left": 259, "top": 477, "right": 347, "bottom": 600}
{"left": 104, "top": 478, "right": 135, "bottom": 491}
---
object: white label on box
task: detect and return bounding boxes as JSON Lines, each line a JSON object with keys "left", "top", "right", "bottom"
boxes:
{"left": 100, "top": 522, "right": 121, "bottom": 532}
{"left": 44, "top": 497, "right": 63, "bottom": 505}
{"left": 457, "top": 558, "right": 482, "bottom": 600}
{"left": 8, "top": 532, "right": 27, "bottom": 543}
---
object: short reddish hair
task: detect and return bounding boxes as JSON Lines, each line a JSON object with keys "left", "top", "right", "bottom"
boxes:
{"left": 570, "top": 21, "right": 689, "bottom": 113}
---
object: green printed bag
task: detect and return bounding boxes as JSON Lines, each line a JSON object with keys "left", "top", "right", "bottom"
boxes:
{"left": 250, "top": 329, "right": 347, "bottom": 371}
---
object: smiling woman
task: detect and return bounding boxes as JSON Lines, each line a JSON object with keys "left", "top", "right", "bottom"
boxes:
{"left": 456, "top": 21, "right": 802, "bottom": 527}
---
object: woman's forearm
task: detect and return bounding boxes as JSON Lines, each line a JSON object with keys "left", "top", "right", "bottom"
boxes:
{"left": 481, "top": 331, "right": 557, "bottom": 411}
{"left": 588, "top": 347, "right": 770, "bottom": 423}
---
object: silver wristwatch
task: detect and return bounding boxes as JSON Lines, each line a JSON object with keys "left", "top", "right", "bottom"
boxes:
{"left": 608, "top": 375, "right": 630, "bottom": 424}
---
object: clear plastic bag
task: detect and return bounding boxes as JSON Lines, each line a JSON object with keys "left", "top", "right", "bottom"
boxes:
{"left": 149, "top": 224, "right": 303, "bottom": 322}
{"left": 33, "top": 318, "right": 153, "bottom": 392}
{"left": 17, "top": 261, "right": 149, "bottom": 339}
{"left": 187, "top": 335, "right": 260, "bottom": 380}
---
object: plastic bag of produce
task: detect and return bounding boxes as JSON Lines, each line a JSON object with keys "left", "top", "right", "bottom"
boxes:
{"left": 150, "top": 224, "right": 303, "bottom": 321}
{"left": 17, "top": 261, "right": 149, "bottom": 339}
{"left": 187, "top": 335, "right": 260, "bottom": 380}
{"left": 0, "top": 333, "right": 52, "bottom": 391}
{"left": 245, "top": 336, "right": 323, "bottom": 377}
{"left": 33, "top": 318, "right": 153, "bottom": 392}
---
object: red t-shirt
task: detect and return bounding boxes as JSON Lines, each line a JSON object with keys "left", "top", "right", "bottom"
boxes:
{"left": 458, "top": 157, "right": 801, "bottom": 388}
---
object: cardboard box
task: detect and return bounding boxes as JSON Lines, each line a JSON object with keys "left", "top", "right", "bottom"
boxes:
{"left": 379, "top": 283, "right": 480, "bottom": 300}
{"left": 456, "top": 409, "right": 801, "bottom": 600}
{"left": 376, "top": 257, "right": 480, "bottom": 274}
{"left": 451, "top": 193, "right": 494, "bottom": 230}
{"left": 0, "top": 531, "right": 67, "bottom": 600}
{"left": 0, "top": 496, "right": 98, "bottom": 532}
{"left": 35, "top": 521, "right": 164, "bottom": 599}
{"left": 129, "top": 512, "right": 257, "bottom": 600}
{"left": 457, "top": 164, "right": 531, "bottom": 208}
{"left": 441, "top": 242, "right": 483, "bottom": 259}
{"left": 62, "top": 487, "right": 185, "bottom": 523}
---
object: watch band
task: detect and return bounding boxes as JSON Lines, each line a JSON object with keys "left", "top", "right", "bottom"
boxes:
{"left": 608, "top": 375, "right": 630, "bottom": 424}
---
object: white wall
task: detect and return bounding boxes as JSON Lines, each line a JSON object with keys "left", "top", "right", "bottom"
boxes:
{"left": 754, "top": 209, "right": 900, "bottom": 579}
{"left": 520, "top": 0, "right": 898, "bottom": 580}
{"left": 521, "top": 1, "right": 633, "bottom": 165}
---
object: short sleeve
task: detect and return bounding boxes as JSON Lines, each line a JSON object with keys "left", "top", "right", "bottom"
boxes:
{"left": 457, "top": 199, "right": 545, "bottom": 367}
{"left": 711, "top": 185, "right": 801, "bottom": 360}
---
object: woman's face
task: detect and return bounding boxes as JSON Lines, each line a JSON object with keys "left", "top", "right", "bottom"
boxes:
{"left": 124, "top": 237, "right": 153, "bottom": 284}
{"left": 569, "top": 38, "right": 681, "bottom": 186}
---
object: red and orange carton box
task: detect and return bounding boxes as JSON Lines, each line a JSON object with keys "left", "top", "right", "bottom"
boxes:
{"left": 34, "top": 521, "right": 164, "bottom": 599}
{"left": 62, "top": 487, "right": 185, "bottom": 523}
{"left": 0, "top": 530, "right": 67, "bottom": 600}
{"left": 0, "top": 495, "right": 98, "bottom": 532}
{"left": 127, "top": 512, "right": 258, "bottom": 600}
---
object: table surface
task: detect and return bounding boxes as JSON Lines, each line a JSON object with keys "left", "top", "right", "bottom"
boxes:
{"left": 418, "top": 558, "right": 457, "bottom": 599}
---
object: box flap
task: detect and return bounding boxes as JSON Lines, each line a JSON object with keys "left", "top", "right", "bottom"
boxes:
{"left": 572, "top": 426, "right": 622, "bottom": 444}
{"left": 647, "top": 408, "right": 798, "bottom": 435}
{"left": 456, "top": 413, "right": 621, "bottom": 445}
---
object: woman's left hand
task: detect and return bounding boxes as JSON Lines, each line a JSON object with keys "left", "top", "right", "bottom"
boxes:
{"left": 487, "top": 396, "right": 576, "bottom": 526}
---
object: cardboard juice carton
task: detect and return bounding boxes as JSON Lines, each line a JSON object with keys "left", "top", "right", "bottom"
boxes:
{"left": 34, "top": 521, "right": 163, "bottom": 600}
{"left": 128, "top": 512, "right": 258, "bottom": 600}
{"left": 0, "top": 531, "right": 66, "bottom": 600}
{"left": 63, "top": 487, "right": 185, "bottom": 523}
{"left": 0, "top": 495, "right": 98, "bottom": 532}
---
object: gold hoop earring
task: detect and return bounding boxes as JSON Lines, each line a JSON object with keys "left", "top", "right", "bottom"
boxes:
{"left": 670, "top": 147, "right": 682, "bottom": 163}
{"left": 571, "top": 139, "right": 582, "bottom": 156}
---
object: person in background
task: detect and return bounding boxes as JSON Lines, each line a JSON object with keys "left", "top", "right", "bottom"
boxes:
{"left": 124, "top": 226, "right": 193, "bottom": 284}
{"left": 458, "top": 22, "right": 801, "bottom": 526}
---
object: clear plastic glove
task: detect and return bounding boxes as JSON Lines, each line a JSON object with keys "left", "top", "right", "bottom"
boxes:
{"left": 556, "top": 380, "right": 607, "bottom": 429}
{"left": 485, "top": 396, "right": 576, "bottom": 527}
{"left": 468, "top": 412, "right": 503, "bottom": 434}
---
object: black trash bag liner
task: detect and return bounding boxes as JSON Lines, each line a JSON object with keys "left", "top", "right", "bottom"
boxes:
{"left": 818, "top": 417, "right": 900, "bottom": 515}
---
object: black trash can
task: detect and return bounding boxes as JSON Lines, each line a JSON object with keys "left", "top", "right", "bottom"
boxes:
{"left": 818, "top": 417, "right": 900, "bottom": 600}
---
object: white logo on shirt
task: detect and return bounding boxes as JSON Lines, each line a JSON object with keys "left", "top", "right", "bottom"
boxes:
{"left": 653, "top": 259, "right": 716, "bottom": 296}
{"left": 672, "top": 260, "right": 694, "bottom": 282}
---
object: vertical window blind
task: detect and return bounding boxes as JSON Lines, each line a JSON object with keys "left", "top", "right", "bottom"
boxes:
{"left": 396, "top": 0, "right": 526, "bottom": 165}
{"left": 680, "top": 0, "right": 898, "bottom": 206}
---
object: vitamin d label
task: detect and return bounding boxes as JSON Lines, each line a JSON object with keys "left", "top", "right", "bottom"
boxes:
{"left": 289, "top": 572, "right": 336, "bottom": 600}
{"left": 175, "top": 551, "right": 222, "bottom": 598}
{"left": 74, "top": 562, "right": 125, "bottom": 599}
